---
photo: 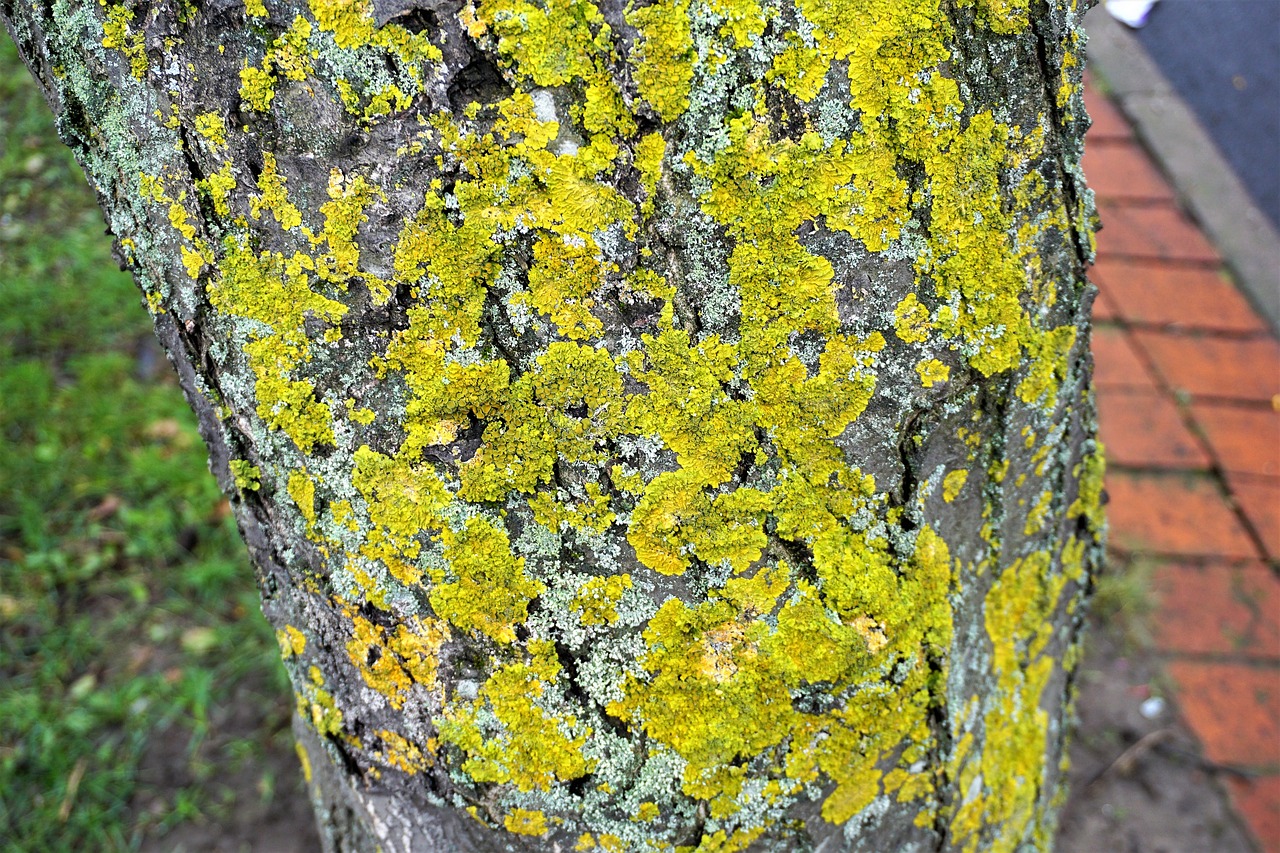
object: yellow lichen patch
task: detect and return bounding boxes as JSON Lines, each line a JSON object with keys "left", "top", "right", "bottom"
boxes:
{"left": 893, "top": 293, "right": 932, "bottom": 343}
{"left": 608, "top": 595, "right": 796, "bottom": 804}
{"left": 194, "top": 112, "right": 227, "bottom": 149}
{"left": 942, "top": 469, "right": 968, "bottom": 503}
{"left": 315, "top": 169, "right": 383, "bottom": 284}
{"left": 245, "top": 336, "right": 336, "bottom": 452}
{"left": 269, "top": 15, "right": 316, "bottom": 82}
{"left": 611, "top": 532, "right": 949, "bottom": 826}
{"left": 571, "top": 574, "right": 632, "bottom": 626}
{"left": 458, "top": 342, "right": 625, "bottom": 502}
{"left": 101, "top": 4, "right": 147, "bottom": 79}
{"left": 921, "top": 111, "right": 1037, "bottom": 376}
{"left": 504, "top": 808, "right": 549, "bottom": 836}
{"left": 297, "top": 665, "right": 343, "bottom": 736}
{"left": 206, "top": 237, "right": 348, "bottom": 452}
{"left": 295, "top": 740, "right": 313, "bottom": 783}
{"left": 472, "top": 0, "right": 611, "bottom": 88}
{"left": 1017, "top": 325, "right": 1077, "bottom": 411}
{"left": 627, "top": 471, "right": 771, "bottom": 576}
{"left": 950, "top": 551, "right": 1066, "bottom": 852}
{"left": 625, "top": 329, "right": 756, "bottom": 486}
{"left": 276, "top": 624, "right": 308, "bottom": 657}
{"left": 351, "top": 444, "right": 452, "bottom": 583}
{"left": 516, "top": 235, "right": 607, "bottom": 340}
{"left": 705, "top": 0, "right": 767, "bottom": 48}
{"left": 167, "top": 202, "right": 197, "bottom": 241}
{"left": 1023, "top": 489, "right": 1053, "bottom": 536}
{"left": 287, "top": 470, "right": 317, "bottom": 531}
{"left": 625, "top": 0, "right": 695, "bottom": 121}
{"left": 429, "top": 517, "right": 545, "bottom": 643}
{"left": 346, "top": 612, "right": 450, "bottom": 708}
{"left": 239, "top": 15, "right": 318, "bottom": 113}
{"left": 251, "top": 154, "right": 304, "bottom": 231}
{"left": 529, "top": 482, "right": 616, "bottom": 534}
{"left": 633, "top": 132, "right": 666, "bottom": 211}
{"left": 373, "top": 729, "right": 431, "bottom": 774}
{"left": 438, "top": 640, "right": 593, "bottom": 791}
{"left": 916, "top": 358, "right": 950, "bottom": 388}
{"left": 963, "top": 0, "right": 1032, "bottom": 34}
{"left": 239, "top": 64, "right": 276, "bottom": 112}
{"left": 1067, "top": 442, "right": 1106, "bottom": 534}
{"left": 211, "top": 239, "right": 344, "bottom": 331}
{"left": 392, "top": 190, "right": 497, "bottom": 337}
{"left": 310, "top": 0, "right": 441, "bottom": 64}
{"left": 245, "top": 0, "right": 268, "bottom": 17}
{"left": 199, "top": 161, "right": 237, "bottom": 218}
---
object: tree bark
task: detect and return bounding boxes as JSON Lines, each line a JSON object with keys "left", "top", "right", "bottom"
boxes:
{"left": 1, "top": 0, "right": 1103, "bottom": 849}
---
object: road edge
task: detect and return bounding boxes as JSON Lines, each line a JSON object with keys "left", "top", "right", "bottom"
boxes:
{"left": 1084, "top": 7, "right": 1280, "bottom": 335}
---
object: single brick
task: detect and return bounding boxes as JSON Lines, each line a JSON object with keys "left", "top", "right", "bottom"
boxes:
{"left": 1191, "top": 403, "right": 1280, "bottom": 477}
{"left": 1092, "top": 258, "right": 1268, "bottom": 333}
{"left": 1091, "top": 325, "right": 1158, "bottom": 390}
{"left": 1106, "top": 472, "right": 1260, "bottom": 559}
{"left": 1081, "top": 138, "right": 1175, "bottom": 202}
{"left": 1167, "top": 660, "right": 1280, "bottom": 768}
{"left": 1227, "top": 474, "right": 1280, "bottom": 560}
{"left": 1152, "top": 560, "right": 1280, "bottom": 659}
{"left": 1083, "top": 82, "right": 1133, "bottom": 142}
{"left": 1227, "top": 774, "right": 1280, "bottom": 853}
{"left": 1095, "top": 201, "right": 1220, "bottom": 263}
{"left": 1097, "top": 386, "right": 1211, "bottom": 470}
{"left": 1134, "top": 331, "right": 1280, "bottom": 403}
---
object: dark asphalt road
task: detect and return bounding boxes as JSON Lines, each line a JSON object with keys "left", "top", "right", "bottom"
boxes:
{"left": 1132, "top": 0, "right": 1280, "bottom": 231}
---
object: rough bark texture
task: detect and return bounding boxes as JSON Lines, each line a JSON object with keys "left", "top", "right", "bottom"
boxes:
{"left": 1, "top": 0, "right": 1103, "bottom": 849}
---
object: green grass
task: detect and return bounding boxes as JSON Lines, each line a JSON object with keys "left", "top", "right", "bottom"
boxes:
{"left": 0, "top": 34, "right": 293, "bottom": 851}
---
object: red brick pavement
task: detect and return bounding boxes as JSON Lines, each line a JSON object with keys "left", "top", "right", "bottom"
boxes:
{"left": 1085, "top": 80, "right": 1280, "bottom": 852}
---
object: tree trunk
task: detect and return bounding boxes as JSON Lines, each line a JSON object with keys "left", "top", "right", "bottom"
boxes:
{"left": 1, "top": 0, "right": 1103, "bottom": 849}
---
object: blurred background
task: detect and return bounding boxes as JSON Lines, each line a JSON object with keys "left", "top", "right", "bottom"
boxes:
{"left": 0, "top": 34, "right": 314, "bottom": 851}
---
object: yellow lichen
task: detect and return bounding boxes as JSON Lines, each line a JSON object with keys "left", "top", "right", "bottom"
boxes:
{"left": 1067, "top": 442, "right": 1106, "bottom": 534}
{"left": 229, "top": 460, "right": 262, "bottom": 491}
{"left": 346, "top": 612, "right": 450, "bottom": 708}
{"left": 239, "top": 64, "right": 276, "bottom": 112}
{"left": 194, "top": 112, "right": 227, "bottom": 149}
{"left": 438, "top": 640, "right": 593, "bottom": 791}
{"left": 429, "top": 517, "right": 546, "bottom": 644}
{"left": 373, "top": 729, "right": 431, "bottom": 774}
{"left": 571, "top": 574, "right": 632, "bottom": 626}
{"left": 893, "top": 293, "right": 932, "bottom": 343}
{"left": 277, "top": 624, "right": 307, "bottom": 657}
{"left": 916, "top": 358, "right": 950, "bottom": 388}
{"left": 504, "top": 808, "right": 549, "bottom": 836}
{"left": 101, "top": 4, "right": 147, "bottom": 79}
{"left": 626, "top": 0, "right": 695, "bottom": 121}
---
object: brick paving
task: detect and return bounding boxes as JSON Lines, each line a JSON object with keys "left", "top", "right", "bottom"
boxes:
{"left": 1084, "top": 80, "right": 1280, "bottom": 852}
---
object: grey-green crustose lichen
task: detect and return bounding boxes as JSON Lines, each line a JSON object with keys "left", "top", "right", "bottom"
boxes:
{"left": 58, "top": 0, "right": 1104, "bottom": 848}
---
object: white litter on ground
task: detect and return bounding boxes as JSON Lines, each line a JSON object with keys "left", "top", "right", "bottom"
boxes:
{"left": 1106, "top": 0, "right": 1160, "bottom": 28}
